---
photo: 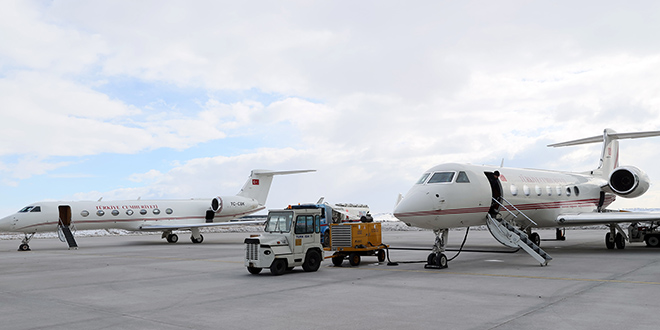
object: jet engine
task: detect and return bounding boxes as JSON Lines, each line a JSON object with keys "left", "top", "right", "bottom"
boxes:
{"left": 211, "top": 196, "right": 223, "bottom": 212}
{"left": 608, "top": 166, "right": 650, "bottom": 198}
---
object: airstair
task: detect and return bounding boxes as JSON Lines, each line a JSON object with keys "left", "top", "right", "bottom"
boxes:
{"left": 486, "top": 198, "right": 552, "bottom": 266}
{"left": 58, "top": 222, "right": 78, "bottom": 249}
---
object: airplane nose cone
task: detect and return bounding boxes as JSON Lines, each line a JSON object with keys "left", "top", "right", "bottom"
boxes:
{"left": 394, "top": 189, "right": 427, "bottom": 219}
{"left": 0, "top": 215, "right": 13, "bottom": 231}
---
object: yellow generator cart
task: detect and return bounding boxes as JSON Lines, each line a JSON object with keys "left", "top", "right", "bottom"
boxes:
{"left": 325, "top": 222, "right": 388, "bottom": 266}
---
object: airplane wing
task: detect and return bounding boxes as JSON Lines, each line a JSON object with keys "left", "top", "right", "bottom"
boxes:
{"left": 556, "top": 211, "right": 660, "bottom": 225}
{"left": 139, "top": 220, "right": 265, "bottom": 231}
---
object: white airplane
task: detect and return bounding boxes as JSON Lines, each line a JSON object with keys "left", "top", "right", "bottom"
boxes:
{"left": 393, "top": 129, "right": 660, "bottom": 268}
{"left": 0, "top": 169, "right": 313, "bottom": 251}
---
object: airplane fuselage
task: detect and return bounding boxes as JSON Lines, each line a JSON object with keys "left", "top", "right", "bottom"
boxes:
{"left": 394, "top": 163, "right": 614, "bottom": 230}
{"left": 0, "top": 196, "right": 262, "bottom": 234}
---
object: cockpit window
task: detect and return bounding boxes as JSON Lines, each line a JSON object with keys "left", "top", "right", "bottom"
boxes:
{"left": 416, "top": 173, "right": 431, "bottom": 184}
{"left": 30, "top": 206, "right": 41, "bottom": 212}
{"left": 456, "top": 171, "right": 470, "bottom": 183}
{"left": 428, "top": 172, "right": 455, "bottom": 184}
{"left": 19, "top": 206, "right": 34, "bottom": 213}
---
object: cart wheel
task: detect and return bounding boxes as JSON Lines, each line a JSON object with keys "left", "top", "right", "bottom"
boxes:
{"left": 376, "top": 249, "right": 386, "bottom": 262}
{"left": 349, "top": 253, "right": 361, "bottom": 266}
{"left": 247, "top": 266, "right": 262, "bottom": 275}
{"left": 332, "top": 255, "right": 344, "bottom": 266}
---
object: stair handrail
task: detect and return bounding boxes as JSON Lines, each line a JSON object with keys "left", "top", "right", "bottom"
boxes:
{"left": 492, "top": 197, "right": 538, "bottom": 227}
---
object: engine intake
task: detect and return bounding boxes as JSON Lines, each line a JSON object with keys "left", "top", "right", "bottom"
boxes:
{"left": 211, "top": 197, "right": 223, "bottom": 212}
{"left": 608, "top": 166, "right": 650, "bottom": 198}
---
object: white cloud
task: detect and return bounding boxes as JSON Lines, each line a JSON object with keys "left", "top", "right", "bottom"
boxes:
{"left": 2, "top": 1, "right": 660, "bottom": 213}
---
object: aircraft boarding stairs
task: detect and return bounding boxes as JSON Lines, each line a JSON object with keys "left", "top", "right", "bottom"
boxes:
{"left": 57, "top": 221, "right": 78, "bottom": 249}
{"left": 486, "top": 198, "right": 552, "bottom": 266}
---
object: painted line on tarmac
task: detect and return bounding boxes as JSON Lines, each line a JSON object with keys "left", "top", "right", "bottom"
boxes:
{"left": 334, "top": 265, "right": 660, "bottom": 286}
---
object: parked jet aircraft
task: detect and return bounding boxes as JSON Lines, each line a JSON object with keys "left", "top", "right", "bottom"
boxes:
{"left": 0, "top": 169, "right": 313, "bottom": 251}
{"left": 394, "top": 129, "right": 660, "bottom": 268}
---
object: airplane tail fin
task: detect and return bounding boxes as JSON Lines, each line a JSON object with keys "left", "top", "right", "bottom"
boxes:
{"left": 237, "top": 169, "right": 315, "bottom": 205}
{"left": 548, "top": 128, "right": 660, "bottom": 178}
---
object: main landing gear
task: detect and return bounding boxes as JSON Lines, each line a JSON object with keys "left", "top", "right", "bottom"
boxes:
{"left": 18, "top": 233, "right": 35, "bottom": 251}
{"left": 605, "top": 224, "right": 626, "bottom": 250}
{"left": 425, "top": 229, "right": 449, "bottom": 269}
{"left": 162, "top": 230, "right": 204, "bottom": 244}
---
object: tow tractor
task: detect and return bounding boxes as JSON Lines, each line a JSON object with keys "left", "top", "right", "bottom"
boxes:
{"left": 628, "top": 222, "right": 660, "bottom": 247}
{"left": 244, "top": 206, "right": 324, "bottom": 275}
{"left": 326, "top": 222, "right": 388, "bottom": 266}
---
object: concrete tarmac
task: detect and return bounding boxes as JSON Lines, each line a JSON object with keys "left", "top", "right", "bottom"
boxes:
{"left": 1, "top": 229, "right": 659, "bottom": 330}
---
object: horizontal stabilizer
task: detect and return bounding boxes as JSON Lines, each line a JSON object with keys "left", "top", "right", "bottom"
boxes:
{"left": 548, "top": 130, "right": 660, "bottom": 147}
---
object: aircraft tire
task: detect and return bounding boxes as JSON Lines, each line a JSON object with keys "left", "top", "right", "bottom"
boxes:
{"left": 348, "top": 253, "right": 361, "bottom": 266}
{"left": 270, "top": 259, "right": 287, "bottom": 275}
{"left": 167, "top": 233, "right": 179, "bottom": 243}
{"left": 18, "top": 244, "right": 30, "bottom": 251}
{"left": 302, "top": 250, "right": 322, "bottom": 272}
{"left": 605, "top": 232, "right": 615, "bottom": 249}
{"left": 646, "top": 235, "right": 660, "bottom": 247}
{"left": 438, "top": 253, "right": 448, "bottom": 268}
{"left": 247, "top": 266, "right": 262, "bottom": 275}
{"left": 191, "top": 234, "right": 204, "bottom": 244}
{"left": 615, "top": 233, "right": 625, "bottom": 249}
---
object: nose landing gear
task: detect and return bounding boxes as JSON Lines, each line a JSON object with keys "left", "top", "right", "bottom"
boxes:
{"left": 425, "top": 229, "right": 449, "bottom": 269}
{"left": 18, "top": 233, "right": 35, "bottom": 251}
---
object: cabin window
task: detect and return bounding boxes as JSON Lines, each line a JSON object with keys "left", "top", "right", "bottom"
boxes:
{"left": 428, "top": 172, "right": 455, "bottom": 184}
{"left": 523, "top": 185, "right": 531, "bottom": 196}
{"left": 81, "top": 210, "right": 89, "bottom": 217}
{"left": 166, "top": 208, "right": 173, "bottom": 214}
{"left": 574, "top": 186, "right": 580, "bottom": 196}
{"left": 140, "top": 209, "right": 147, "bottom": 215}
{"left": 416, "top": 173, "right": 431, "bottom": 184}
{"left": 546, "top": 186, "right": 552, "bottom": 196}
{"left": 111, "top": 210, "right": 119, "bottom": 216}
{"left": 97, "top": 210, "right": 105, "bottom": 216}
{"left": 126, "top": 209, "right": 134, "bottom": 216}
{"left": 535, "top": 186, "right": 542, "bottom": 196}
{"left": 566, "top": 187, "right": 572, "bottom": 196}
{"left": 153, "top": 209, "right": 161, "bottom": 215}
{"left": 556, "top": 187, "right": 562, "bottom": 196}
{"left": 510, "top": 184, "right": 518, "bottom": 196}
{"left": 456, "top": 171, "right": 470, "bottom": 183}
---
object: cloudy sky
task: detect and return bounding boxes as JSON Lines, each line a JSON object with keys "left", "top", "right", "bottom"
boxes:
{"left": 2, "top": 0, "right": 660, "bottom": 216}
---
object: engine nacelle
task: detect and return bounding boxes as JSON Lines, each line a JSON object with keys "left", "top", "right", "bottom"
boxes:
{"left": 211, "top": 196, "right": 223, "bottom": 212}
{"left": 608, "top": 166, "right": 650, "bottom": 198}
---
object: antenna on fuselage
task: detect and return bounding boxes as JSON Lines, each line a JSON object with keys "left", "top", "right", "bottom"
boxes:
{"left": 500, "top": 159, "right": 504, "bottom": 167}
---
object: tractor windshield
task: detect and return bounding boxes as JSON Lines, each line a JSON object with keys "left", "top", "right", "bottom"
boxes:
{"left": 265, "top": 212, "right": 293, "bottom": 233}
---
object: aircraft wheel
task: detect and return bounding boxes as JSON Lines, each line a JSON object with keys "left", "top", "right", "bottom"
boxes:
{"left": 332, "top": 255, "right": 344, "bottom": 266}
{"left": 18, "top": 244, "right": 30, "bottom": 251}
{"left": 270, "top": 259, "right": 287, "bottom": 276}
{"left": 302, "top": 250, "right": 322, "bottom": 272}
{"left": 377, "top": 249, "right": 386, "bottom": 262}
{"left": 530, "top": 232, "right": 541, "bottom": 246}
{"left": 167, "top": 233, "right": 179, "bottom": 243}
{"left": 191, "top": 234, "right": 204, "bottom": 244}
{"left": 348, "top": 253, "right": 361, "bottom": 266}
{"left": 615, "top": 233, "right": 625, "bottom": 249}
{"left": 247, "top": 266, "right": 262, "bottom": 275}
{"left": 605, "top": 232, "right": 615, "bottom": 249}
{"left": 437, "top": 253, "right": 448, "bottom": 268}
{"left": 646, "top": 235, "right": 660, "bottom": 247}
